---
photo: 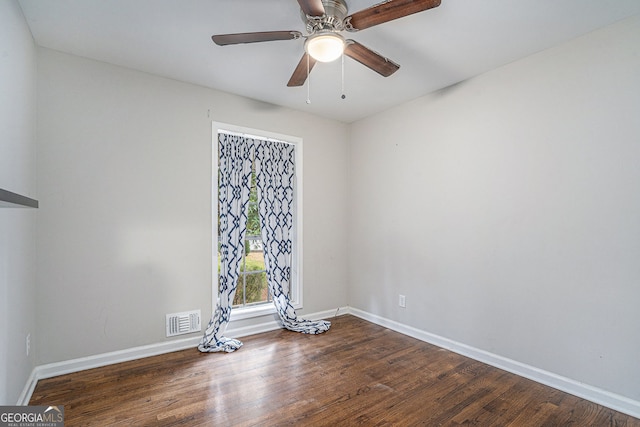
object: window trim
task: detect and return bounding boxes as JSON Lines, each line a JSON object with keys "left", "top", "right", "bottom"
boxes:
{"left": 211, "top": 121, "right": 303, "bottom": 321}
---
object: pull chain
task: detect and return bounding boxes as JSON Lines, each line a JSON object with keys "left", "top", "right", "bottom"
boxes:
{"left": 306, "top": 54, "right": 311, "bottom": 104}
{"left": 341, "top": 53, "right": 346, "bottom": 100}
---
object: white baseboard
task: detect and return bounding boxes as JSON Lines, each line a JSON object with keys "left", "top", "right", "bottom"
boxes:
{"left": 17, "top": 335, "right": 201, "bottom": 405}
{"left": 17, "top": 307, "right": 347, "bottom": 405}
{"left": 348, "top": 307, "right": 640, "bottom": 420}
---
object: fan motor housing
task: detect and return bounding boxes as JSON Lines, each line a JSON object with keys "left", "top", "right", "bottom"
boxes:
{"left": 302, "top": 0, "right": 349, "bottom": 33}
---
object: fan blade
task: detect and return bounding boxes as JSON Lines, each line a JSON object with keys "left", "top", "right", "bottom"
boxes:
{"left": 344, "top": 40, "right": 399, "bottom": 77}
{"left": 297, "top": 0, "right": 325, "bottom": 17}
{"left": 287, "top": 53, "right": 317, "bottom": 87}
{"left": 345, "top": 0, "right": 441, "bottom": 31}
{"left": 212, "top": 31, "right": 302, "bottom": 46}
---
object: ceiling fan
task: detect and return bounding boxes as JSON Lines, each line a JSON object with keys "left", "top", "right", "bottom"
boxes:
{"left": 211, "top": 0, "right": 441, "bottom": 87}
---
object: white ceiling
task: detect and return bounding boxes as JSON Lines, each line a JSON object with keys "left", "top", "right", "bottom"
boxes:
{"left": 18, "top": 0, "right": 640, "bottom": 123}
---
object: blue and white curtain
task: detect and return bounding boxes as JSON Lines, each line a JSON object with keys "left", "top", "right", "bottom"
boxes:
{"left": 199, "top": 132, "right": 330, "bottom": 353}
{"left": 254, "top": 140, "right": 330, "bottom": 334}
{"left": 199, "top": 133, "right": 254, "bottom": 353}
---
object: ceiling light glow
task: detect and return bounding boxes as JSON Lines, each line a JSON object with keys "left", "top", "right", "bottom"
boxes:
{"left": 305, "top": 33, "right": 345, "bottom": 63}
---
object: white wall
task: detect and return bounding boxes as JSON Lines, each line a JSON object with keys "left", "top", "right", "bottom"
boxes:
{"left": 0, "top": 0, "right": 38, "bottom": 404}
{"left": 348, "top": 15, "right": 640, "bottom": 402}
{"left": 36, "top": 48, "right": 349, "bottom": 364}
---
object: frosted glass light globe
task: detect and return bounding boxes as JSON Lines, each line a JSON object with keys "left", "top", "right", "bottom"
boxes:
{"left": 305, "top": 33, "right": 345, "bottom": 63}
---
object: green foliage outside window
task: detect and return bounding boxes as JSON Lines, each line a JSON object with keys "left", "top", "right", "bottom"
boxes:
{"left": 218, "top": 168, "right": 269, "bottom": 307}
{"left": 233, "top": 254, "right": 268, "bottom": 306}
{"left": 246, "top": 171, "right": 260, "bottom": 236}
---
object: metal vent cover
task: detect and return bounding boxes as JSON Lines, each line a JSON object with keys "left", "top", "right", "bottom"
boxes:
{"left": 166, "top": 310, "right": 201, "bottom": 337}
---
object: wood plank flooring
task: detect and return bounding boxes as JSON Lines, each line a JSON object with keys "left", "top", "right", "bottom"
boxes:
{"left": 30, "top": 315, "right": 640, "bottom": 426}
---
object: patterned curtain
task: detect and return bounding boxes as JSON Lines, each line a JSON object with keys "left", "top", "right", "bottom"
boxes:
{"left": 199, "top": 133, "right": 254, "bottom": 353}
{"left": 254, "top": 140, "right": 330, "bottom": 334}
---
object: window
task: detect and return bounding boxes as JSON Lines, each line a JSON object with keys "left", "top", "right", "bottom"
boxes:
{"left": 212, "top": 122, "right": 303, "bottom": 320}
{"left": 231, "top": 166, "right": 269, "bottom": 308}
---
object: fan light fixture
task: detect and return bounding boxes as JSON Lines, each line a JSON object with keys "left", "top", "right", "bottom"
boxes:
{"left": 305, "top": 33, "right": 345, "bottom": 62}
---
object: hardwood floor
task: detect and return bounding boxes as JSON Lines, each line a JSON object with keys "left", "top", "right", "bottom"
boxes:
{"left": 30, "top": 315, "right": 639, "bottom": 426}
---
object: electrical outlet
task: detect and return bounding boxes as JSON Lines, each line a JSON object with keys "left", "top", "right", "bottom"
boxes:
{"left": 398, "top": 294, "right": 406, "bottom": 308}
{"left": 26, "top": 333, "right": 31, "bottom": 356}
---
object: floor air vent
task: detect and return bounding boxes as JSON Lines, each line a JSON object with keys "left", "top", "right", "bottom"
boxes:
{"left": 166, "top": 310, "right": 201, "bottom": 337}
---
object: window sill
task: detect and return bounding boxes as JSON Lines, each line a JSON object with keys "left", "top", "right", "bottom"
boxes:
{"left": 229, "top": 301, "right": 302, "bottom": 321}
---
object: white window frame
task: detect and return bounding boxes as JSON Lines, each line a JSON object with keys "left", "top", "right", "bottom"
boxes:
{"left": 212, "top": 121, "right": 303, "bottom": 321}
